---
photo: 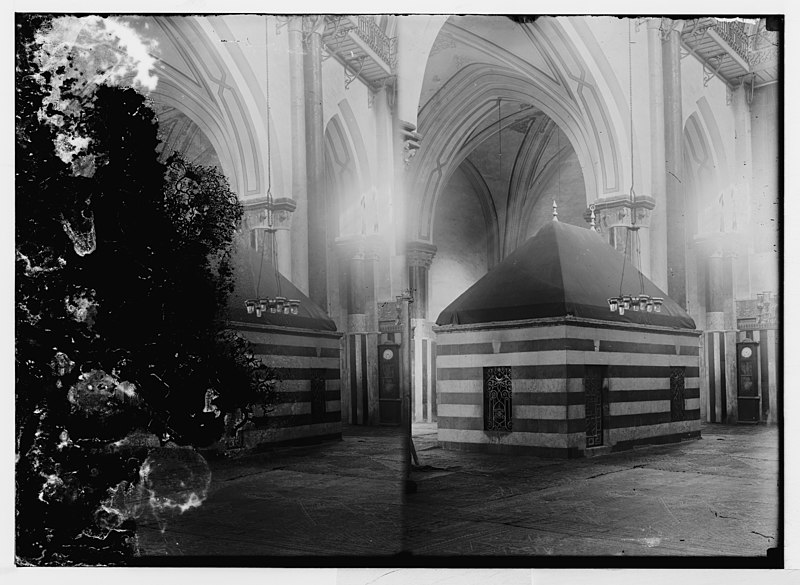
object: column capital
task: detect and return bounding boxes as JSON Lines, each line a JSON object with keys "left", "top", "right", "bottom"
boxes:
{"left": 287, "top": 15, "right": 305, "bottom": 33}
{"left": 584, "top": 195, "right": 656, "bottom": 234}
{"left": 660, "top": 18, "right": 686, "bottom": 41}
{"left": 243, "top": 196, "right": 297, "bottom": 231}
{"left": 406, "top": 241, "right": 437, "bottom": 268}
{"left": 646, "top": 18, "right": 664, "bottom": 31}
{"left": 301, "top": 14, "right": 326, "bottom": 36}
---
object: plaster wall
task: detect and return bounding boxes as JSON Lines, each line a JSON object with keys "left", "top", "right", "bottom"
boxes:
{"left": 748, "top": 83, "right": 780, "bottom": 294}
{"left": 429, "top": 168, "right": 490, "bottom": 322}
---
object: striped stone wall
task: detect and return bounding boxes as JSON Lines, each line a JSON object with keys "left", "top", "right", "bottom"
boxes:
{"left": 342, "top": 328, "right": 379, "bottom": 425}
{"left": 231, "top": 322, "right": 343, "bottom": 448}
{"left": 413, "top": 319, "right": 437, "bottom": 422}
{"left": 703, "top": 329, "right": 736, "bottom": 424}
{"left": 434, "top": 318, "right": 701, "bottom": 458}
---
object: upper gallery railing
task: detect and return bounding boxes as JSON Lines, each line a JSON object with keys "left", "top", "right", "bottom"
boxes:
{"left": 711, "top": 19, "right": 752, "bottom": 64}
{"left": 354, "top": 15, "right": 397, "bottom": 71}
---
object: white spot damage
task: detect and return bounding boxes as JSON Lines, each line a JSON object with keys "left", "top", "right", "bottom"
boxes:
{"left": 98, "top": 446, "right": 212, "bottom": 534}
{"left": 38, "top": 474, "right": 64, "bottom": 504}
{"left": 33, "top": 15, "right": 160, "bottom": 183}
{"left": 60, "top": 211, "right": 97, "bottom": 257}
{"left": 64, "top": 290, "right": 98, "bottom": 323}
{"left": 56, "top": 429, "right": 73, "bottom": 451}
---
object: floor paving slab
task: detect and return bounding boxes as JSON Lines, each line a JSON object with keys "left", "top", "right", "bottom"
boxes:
{"left": 134, "top": 421, "right": 779, "bottom": 565}
{"left": 404, "top": 422, "right": 779, "bottom": 560}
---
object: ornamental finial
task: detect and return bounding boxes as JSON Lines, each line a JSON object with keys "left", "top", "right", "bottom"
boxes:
{"left": 552, "top": 200, "right": 559, "bottom": 221}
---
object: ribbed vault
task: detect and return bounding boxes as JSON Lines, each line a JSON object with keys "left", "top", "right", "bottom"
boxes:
{"left": 410, "top": 63, "right": 600, "bottom": 243}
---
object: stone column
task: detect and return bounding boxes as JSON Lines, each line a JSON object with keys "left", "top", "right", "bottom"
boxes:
{"left": 407, "top": 241, "right": 437, "bottom": 320}
{"left": 696, "top": 233, "right": 739, "bottom": 423}
{"left": 304, "top": 16, "right": 328, "bottom": 310}
{"left": 337, "top": 236, "right": 380, "bottom": 425}
{"left": 662, "top": 19, "right": 687, "bottom": 309}
{"left": 394, "top": 18, "right": 419, "bottom": 133}
{"left": 374, "top": 86, "right": 396, "bottom": 303}
{"left": 363, "top": 239, "right": 381, "bottom": 424}
{"left": 339, "top": 238, "right": 366, "bottom": 425}
{"left": 393, "top": 120, "right": 421, "bottom": 301}
{"left": 407, "top": 241, "right": 437, "bottom": 423}
{"left": 288, "top": 17, "right": 309, "bottom": 294}
{"left": 732, "top": 84, "right": 754, "bottom": 301}
{"left": 647, "top": 18, "right": 669, "bottom": 291}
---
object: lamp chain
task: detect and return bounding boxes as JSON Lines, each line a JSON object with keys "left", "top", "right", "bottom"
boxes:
{"left": 605, "top": 21, "right": 662, "bottom": 318}
{"left": 628, "top": 19, "right": 636, "bottom": 210}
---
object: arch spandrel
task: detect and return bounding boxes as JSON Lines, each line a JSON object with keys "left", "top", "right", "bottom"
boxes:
{"left": 140, "top": 16, "right": 266, "bottom": 199}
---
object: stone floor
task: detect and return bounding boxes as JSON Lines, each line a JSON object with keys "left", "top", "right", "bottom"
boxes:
{"left": 135, "top": 421, "right": 779, "bottom": 566}
{"left": 406, "top": 422, "right": 779, "bottom": 561}
{"left": 135, "top": 425, "right": 407, "bottom": 560}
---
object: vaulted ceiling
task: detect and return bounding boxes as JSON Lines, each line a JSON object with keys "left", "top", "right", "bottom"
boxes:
{"left": 415, "top": 16, "right": 587, "bottom": 257}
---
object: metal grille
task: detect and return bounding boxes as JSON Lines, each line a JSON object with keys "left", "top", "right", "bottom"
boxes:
{"left": 584, "top": 371, "right": 603, "bottom": 448}
{"left": 670, "top": 366, "right": 686, "bottom": 422}
{"left": 712, "top": 19, "right": 752, "bottom": 64}
{"left": 356, "top": 16, "right": 397, "bottom": 69}
{"left": 311, "top": 371, "right": 326, "bottom": 424}
{"left": 483, "top": 366, "right": 512, "bottom": 432}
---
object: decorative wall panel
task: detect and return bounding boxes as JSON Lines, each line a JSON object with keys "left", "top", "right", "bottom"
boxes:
{"left": 483, "top": 366, "right": 512, "bottom": 432}
{"left": 670, "top": 366, "right": 686, "bottom": 422}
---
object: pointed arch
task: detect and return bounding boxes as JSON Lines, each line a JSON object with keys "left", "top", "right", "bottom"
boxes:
{"left": 143, "top": 16, "right": 269, "bottom": 198}
{"left": 337, "top": 99, "right": 372, "bottom": 193}
{"left": 410, "top": 64, "right": 600, "bottom": 243}
{"left": 325, "top": 114, "right": 360, "bottom": 238}
{"left": 696, "top": 96, "right": 730, "bottom": 178}
{"left": 684, "top": 112, "right": 722, "bottom": 236}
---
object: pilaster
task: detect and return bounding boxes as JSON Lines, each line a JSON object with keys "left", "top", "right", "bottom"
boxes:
{"left": 694, "top": 231, "right": 742, "bottom": 423}
{"left": 662, "top": 18, "right": 687, "bottom": 309}
{"left": 647, "top": 18, "right": 669, "bottom": 290}
{"left": 406, "top": 241, "right": 437, "bottom": 423}
{"left": 406, "top": 241, "right": 437, "bottom": 320}
{"left": 304, "top": 16, "right": 328, "bottom": 310}
{"left": 288, "top": 16, "right": 309, "bottom": 294}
